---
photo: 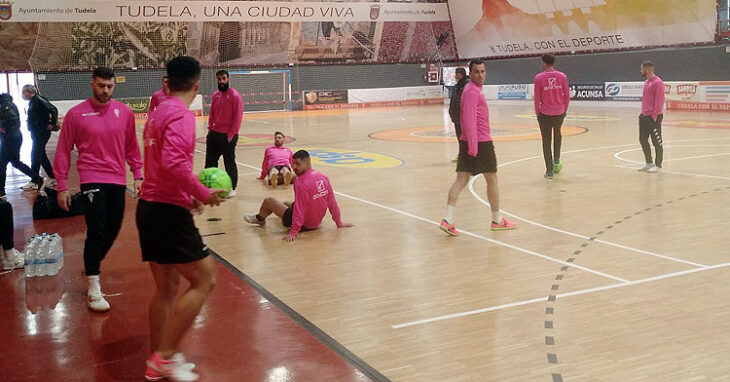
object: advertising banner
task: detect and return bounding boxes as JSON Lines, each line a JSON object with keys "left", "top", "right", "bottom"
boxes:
{"left": 604, "top": 82, "right": 644, "bottom": 101}
{"left": 0, "top": 1, "right": 450, "bottom": 22}
{"left": 303, "top": 90, "right": 349, "bottom": 110}
{"left": 450, "top": 0, "right": 717, "bottom": 58}
{"left": 664, "top": 82, "right": 700, "bottom": 102}
{"left": 570, "top": 84, "right": 605, "bottom": 100}
{"left": 497, "top": 84, "right": 528, "bottom": 100}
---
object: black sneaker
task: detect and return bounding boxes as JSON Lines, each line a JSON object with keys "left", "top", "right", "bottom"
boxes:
{"left": 544, "top": 172, "right": 554, "bottom": 179}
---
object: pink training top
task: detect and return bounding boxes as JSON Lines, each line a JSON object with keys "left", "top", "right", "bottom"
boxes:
{"left": 642, "top": 75, "right": 665, "bottom": 120}
{"left": 208, "top": 88, "right": 243, "bottom": 141}
{"left": 140, "top": 97, "right": 211, "bottom": 209}
{"left": 534, "top": 69, "right": 570, "bottom": 116}
{"left": 459, "top": 81, "right": 492, "bottom": 157}
{"left": 54, "top": 99, "right": 142, "bottom": 192}
{"left": 289, "top": 169, "right": 343, "bottom": 238}
{"left": 259, "top": 146, "right": 294, "bottom": 179}
{"left": 149, "top": 89, "right": 167, "bottom": 112}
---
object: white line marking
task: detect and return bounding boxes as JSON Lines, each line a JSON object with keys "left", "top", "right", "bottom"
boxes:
{"left": 614, "top": 146, "right": 730, "bottom": 181}
{"left": 468, "top": 144, "right": 709, "bottom": 267}
{"left": 392, "top": 263, "right": 730, "bottom": 329}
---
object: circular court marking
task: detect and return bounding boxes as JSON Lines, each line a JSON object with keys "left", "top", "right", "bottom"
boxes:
{"left": 370, "top": 124, "right": 587, "bottom": 143}
{"left": 662, "top": 120, "right": 730, "bottom": 129}
{"left": 292, "top": 147, "right": 404, "bottom": 169}
{"left": 195, "top": 134, "right": 295, "bottom": 147}
{"left": 514, "top": 114, "right": 622, "bottom": 122}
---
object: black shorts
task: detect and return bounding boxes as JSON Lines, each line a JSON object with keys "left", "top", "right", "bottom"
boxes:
{"left": 281, "top": 203, "right": 314, "bottom": 231}
{"left": 136, "top": 199, "right": 209, "bottom": 264}
{"left": 268, "top": 165, "right": 291, "bottom": 173}
{"left": 456, "top": 140, "right": 497, "bottom": 175}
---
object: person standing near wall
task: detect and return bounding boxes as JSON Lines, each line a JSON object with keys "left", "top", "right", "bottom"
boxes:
{"left": 22, "top": 84, "right": 58, "bottom": 190}
{"left": 448, "top": 67, "right": 469, "bottom": 163}
{"left": 0, "top": 93, "right": 44, "bottom": 199}
{"left": 206, "top": 70, "right": 243, "bottom": 197}
{"left": 533, "top": 54, "right": 570, "bottom": 179}
{"left": 149, "top": 76, "right": 170, "bottom": 113}
{"left": 637, "top": 61, "right": 665, "bottom": 173}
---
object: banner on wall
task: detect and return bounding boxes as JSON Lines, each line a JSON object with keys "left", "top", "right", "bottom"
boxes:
{"left": 664, "top": 82, "right": 700, "bottom": 102}
{"left": 570, "top": 84, "right": 605, "bottom": 100}
{"left": 604, "top": 82, "right": 643, "bottom": 101}
{"left": 497, "top": 84, "right": 528, "bottom": 100}
{"left": 303, "top": 90, "right": 349, "bottom": 109}
{"left": 449, "top": 0, "right": 718, "bottom": 58}
{"left": 0, "top": 1, "right": 450, "bottom": 22}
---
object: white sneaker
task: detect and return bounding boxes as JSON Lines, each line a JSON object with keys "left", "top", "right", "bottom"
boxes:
{"left": 147, "top": 352, "right": 199, "bottom": 382}
{"left": 244, "top": 214, "right": 266, "bottom": 226}
{"left": 87, "top": 293, "right": 111, "bottom": 312}
{"left": 45, "top": 178, "right": 57, "bottom": 189}
{"left": 647, "top": 165, "right": 661, "bottom": 173}
{"left": 20, "top": 181, "right": 37, "bottom": 191}
{"left": 227, "top": 189, "right": 237, "bottom": 198}
{"left": 2, "top": 248, "right": 25, "bottom": 270}
{"left": 638, "top": 163, "right": 653, "bottom": 172}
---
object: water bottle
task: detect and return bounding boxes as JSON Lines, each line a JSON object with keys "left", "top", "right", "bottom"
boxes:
{"left": 55, "top": 234, "right": 64, "bottom": 275}
{"left": 36, "top": 234, "right": 48, "bottom": 277}
{"left": 24, "top": 235, "right": 39, "bottom": 278}
{"left": 48, "top": 234, "right": 63, "bottom": 276}
{"left": 45, "top": 235, "right": 56, "bottom": 276}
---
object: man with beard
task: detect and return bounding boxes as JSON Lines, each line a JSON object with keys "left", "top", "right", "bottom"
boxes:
{"left": 206, "top": 70, "right": 243, "bottom": 197}
{"left": 637, "top": 61, "right": 665, "bottom": 173}
{"left": 54, "top": 67, "right": 143, "bottom": 312}
{"left": 258, "top": 131, "right": 295, "bottom": 189}
{"left": 244, "top": 150, "right": 353, "bottom": 242}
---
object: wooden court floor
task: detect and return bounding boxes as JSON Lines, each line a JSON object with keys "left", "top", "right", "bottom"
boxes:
{"left": 173, "top": 101, "right": 727, "bottom": 381}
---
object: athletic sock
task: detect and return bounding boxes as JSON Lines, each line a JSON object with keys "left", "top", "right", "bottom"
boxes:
{"left": 491, "top": 211, "right": 502, "bottom": 224}
{"left": 444, "top": 205, "right": 455, "bottom": 223}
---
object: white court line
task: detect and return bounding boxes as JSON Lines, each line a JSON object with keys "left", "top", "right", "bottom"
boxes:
{"left": 614, "top": 146, "right": 730, "bottom": 181}
{"left": 392, "top": 262, "right": 730, "bottom": 329}
{"left": 190, "top": 150, "right": 629, "bottom": 283}
{"left": 467, "top": 144, "right": 708, "bottom": 267}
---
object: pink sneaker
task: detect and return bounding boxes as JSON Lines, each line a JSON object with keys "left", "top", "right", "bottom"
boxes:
{"left": 491, "top": 218, "right": 517, "bottom": 231}
{"left": 146, "top": 352, "right": 199, "bottom": 382}
{"left": 439, "top": 219, "right": 460, "bottom": 236}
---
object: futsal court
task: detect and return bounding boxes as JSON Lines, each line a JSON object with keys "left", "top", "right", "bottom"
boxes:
{"left": 163, "top": 100, "right": 730, "bottom": 381}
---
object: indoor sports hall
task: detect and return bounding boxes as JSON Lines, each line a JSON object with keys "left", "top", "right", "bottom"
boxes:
{"left": 1, "top": 1, "right": 730, "bottom": 381}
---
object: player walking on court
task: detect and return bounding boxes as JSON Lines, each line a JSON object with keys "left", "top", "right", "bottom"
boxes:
{"left": 440, "top": 59, "right": 516, "bottom": 236}
{"left": 534, "top": 54, "right": 570, "bottom": 179}
{"left": 206, "top": 70, "right": 243, "bottom": 197}
{"left": 54, "top": 67, "right": 143, "bottom": 312}
{"left": 638, "top": 61, "right": 665, "bottom": 173}
{"left": 149, "top": 76, "right": 169, "bottom": 112}
{"left": 138, "top": 56, "right": 226, "bottom": 382}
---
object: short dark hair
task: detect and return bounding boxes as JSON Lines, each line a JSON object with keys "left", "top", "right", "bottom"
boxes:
{"left": 455, "top": 67, "right": 467, "bottom": 77}
{"left": 92, "top": 67, "right": 115, "bottom": 80}
{"left": 166, "top": 56, "right": 201, "bottom": 92}
{"left": 216, "top": 70, "right": 229, "bottom": 78}
{"left": 162, "top": 75, "right": 168, "bottom": 80}
{"left": 274, "top": 131, "right": 285, "bottom": 138}
{"left": 468, "top": 59, "right": 484, "bottom": 71}
{"left": 542, "top": 54, "right": 556, "bottom": 66}
{"left": 641, "top": 60, "right": 654, "bottom": 68}
{"left": 293, "top": 150, "right": 310, "bottom": 160}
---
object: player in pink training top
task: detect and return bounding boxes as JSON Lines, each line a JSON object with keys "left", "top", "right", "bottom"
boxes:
{"left": 534, "top": 54, "right": 570, "bottom": 179}
{"left": 244, "top": 149, "right": 353, "bottom": 242}
{"left": 148, "top": 75, "right": 169, "bottom": 112}
{"left": 258, "top": 131, "right": 295, "bottom": 189}
{"left": 54, "top": 67, "right": 143, "bottom": 313}
{"left": 637, "top": 60, "right": 665, "bottom": 173}
{"left": 138, "top": 56, "right": 226, "bottom": 382}
{"left": 439, "top": 59, "right": 516, "bottom": 237}
{"left": 206, "top": 70, "right": 243, "bottom": 197}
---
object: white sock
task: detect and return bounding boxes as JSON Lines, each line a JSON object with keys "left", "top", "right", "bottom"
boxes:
{"left": 492, "top": 211, "right": 502, "bottom": 224}
{"left": 87, "top": 275, "right": 102, "bottom": 296}
{"left": 444, "top": 205, "right": 455, "bottom": 223}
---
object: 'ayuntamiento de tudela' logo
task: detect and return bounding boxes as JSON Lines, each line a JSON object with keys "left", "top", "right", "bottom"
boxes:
{"left": 0, "top": 2, "right": 12, "bottom": 21}
{"left": 369, "top": 5, "right": 380, "bottom": 20}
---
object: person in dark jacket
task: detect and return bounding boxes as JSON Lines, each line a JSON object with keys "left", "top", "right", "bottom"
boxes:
{"left": 0, "top": 93, "right": 43, "bottom": 199}
{"left": 448, "top": 67, "right": 469, "bottom": 162}
{"left": 21, "top": 84, "right": 57, "bottom": 190}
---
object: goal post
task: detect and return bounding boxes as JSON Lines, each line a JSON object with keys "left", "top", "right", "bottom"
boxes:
{"left": 228, "top": 70, "right": 292, "bottom": 112}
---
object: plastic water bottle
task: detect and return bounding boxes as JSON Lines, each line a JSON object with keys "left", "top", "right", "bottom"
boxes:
{"left": 47, "top": 234, "right": 63, "bottom": 276}
{"left": 36, "top": 234, "right": 49, "bottom": 277}
{"left": 24, "top": 235, "right": 40, "bottom": 278}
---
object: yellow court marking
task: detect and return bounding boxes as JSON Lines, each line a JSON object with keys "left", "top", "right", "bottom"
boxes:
{"left": 291, "top": 147, "right": 404, "bottom": 168}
